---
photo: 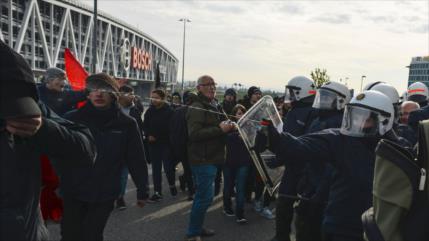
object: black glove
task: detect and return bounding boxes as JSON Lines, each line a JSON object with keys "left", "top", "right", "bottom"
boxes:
{"left": 267, "top": 123, "right": 281, "bottom": 152}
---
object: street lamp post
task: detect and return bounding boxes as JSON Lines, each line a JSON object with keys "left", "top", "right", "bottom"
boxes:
{"left": 360, "top": 75, "right": 367, "bottom": 92}
{"left": 179, "top": 18, "right": 191, "bottom": 94}
{"left": 92, "top": 0, "right": 98, "bottom": 73}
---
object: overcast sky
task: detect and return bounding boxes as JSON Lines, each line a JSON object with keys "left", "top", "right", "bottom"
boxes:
{"left": 81, "top": 0, "right": 429, "bottom": 93}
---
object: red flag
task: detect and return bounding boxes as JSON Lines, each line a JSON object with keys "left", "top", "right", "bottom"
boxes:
{"left": 64, "top": 48, "right": 88, "bottom": 91}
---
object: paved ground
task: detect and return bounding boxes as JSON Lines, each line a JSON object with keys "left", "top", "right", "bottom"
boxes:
{"left": 47, "top": 168, "right": 277, "bottom": 241}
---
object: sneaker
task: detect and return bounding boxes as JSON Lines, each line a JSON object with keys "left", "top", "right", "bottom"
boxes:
{"left": 116, "top": 197, "right": 127, "bottom": 210}
{"left": 236, "top": 215, "right": 248, "bottom": 224}
{"left": 201, "top": 228, "right": 215, "bottom": 237}
{"left": 260, "top": 207, "right": 275, "bottom": 220}
{"left": 223, "top": 208, "right": 234, "bottom": 217}
{"left": 253, "top": 200, "right": 263, "bottom": 212}
{"left": 185, "top": 236, "right": 202, "bottom": 241}
{"left": 147, "top": 193, "right": 163, "bottom": 203}
{"left": 170, "top": 186, "right": 178, "bottom": 196}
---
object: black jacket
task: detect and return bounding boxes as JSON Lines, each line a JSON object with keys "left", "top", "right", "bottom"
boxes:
{"left": 143, "top": 104, "right": 173, "bottom": 144}
{"left": 222, "top": 100, "right": 236, "bottom": 115}
{"left": 170, "top": 106, "right": 189, "bottom": 163}
{"left": 63, "top": 103, "right": 149, "bottom": 202}
{"left": 0, "top": 103, "right": 96, "bottom": 241}
{"left": 37, "top": 84, "right": 87, "bottom": 116}
{"left": 122, "top": 105, "right": 144, "bottom": 136}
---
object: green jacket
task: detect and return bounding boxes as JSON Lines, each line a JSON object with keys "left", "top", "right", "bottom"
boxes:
{"left": 186, "top": 92, "right": 226, "bottom": 165}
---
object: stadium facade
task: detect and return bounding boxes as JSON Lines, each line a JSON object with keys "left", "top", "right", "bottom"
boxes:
{"left": 0, "top": 0, "right": 179, "bottom": 98}
{"left": 408, "top": 56, "right": 429, "bottom": 88}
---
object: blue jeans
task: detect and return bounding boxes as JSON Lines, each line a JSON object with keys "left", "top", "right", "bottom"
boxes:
{"left": 149, "top": 143, "right": 175, "bottom": 194}
{"left": 223, "top": 166, "right": 250, "bottom": 216}
{"left": 187, "top": 164, "right": 217, "bottom": 237}
{"left": 119, "top": 167, "right": 128, "bottom": 197}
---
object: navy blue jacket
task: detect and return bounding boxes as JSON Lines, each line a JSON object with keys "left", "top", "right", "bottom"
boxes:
{"left": 37, "top": 84, "right": 87, "bottom": 116}
{"left": 408, "top": 105, "right": 429, "bottom": 132}
{"left": 278, "top": 99, "right": 316, "bottom": 196}
{"left": 225, "top": 131, "right": 252, "bottom": 168}
{"left": 273, "top": 129, "right": 381, "bottom": 238}
{"left": 298, "top": 110, "right": 343, "bottom": 201}
{"left": 63, "top": 103, "right": 149, "bottom": 202}
{"left": 143, "top": 104, "right": 173, "bottom": 144}
{"left": 1, "top": 103, "right": 96, "bottom": 241}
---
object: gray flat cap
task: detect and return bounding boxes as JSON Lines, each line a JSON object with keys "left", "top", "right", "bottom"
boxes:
{"left": 44, "top": 67, "right": 66, "bottom": 81}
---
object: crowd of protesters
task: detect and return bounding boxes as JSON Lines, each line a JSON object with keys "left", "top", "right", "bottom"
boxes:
{"left": 3, "top": 37, "right": 429, "bottom": 241}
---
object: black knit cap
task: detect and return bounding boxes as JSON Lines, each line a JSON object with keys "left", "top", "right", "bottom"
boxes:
{"left": 224, "top": 88, "right": 237, "bottom": 97}
{"left": 247, "top": 86, "right": 261, "bottom": 97}
{"left": 0, "top": 40, "right": 41, "bottom": 119}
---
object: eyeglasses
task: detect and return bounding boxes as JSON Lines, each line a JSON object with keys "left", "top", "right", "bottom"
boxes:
{"left": 88, "top": 88, "right": 114, "bottom": 94}
{"left": 120, "top": 93, "right": 135, "bottom": 97}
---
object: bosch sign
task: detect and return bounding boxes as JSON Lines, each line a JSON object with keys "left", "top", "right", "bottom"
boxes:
{"left": 132, "top": 47, "right": 152, "bottom": 71}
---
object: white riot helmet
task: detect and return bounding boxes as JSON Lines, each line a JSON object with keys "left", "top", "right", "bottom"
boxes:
{"left": 284, "top": 76, "right": 316, "bottom": 102}
{"left": 407, "top": 82, "right": 429, "bottom": 104}
{"left": 363, "top": 81, "right": 385, "bottom": 91}
{"left": 369, "top": 83, "right": 400, "bottom": 105}
{"left": 340, "top": 90, "right": 394, "bottom": 137}
{"left": 312, "top": 81, "right": 351, "bottom": 110}
{"left": 368, "top": 83, "right": 400, "bottom": 122}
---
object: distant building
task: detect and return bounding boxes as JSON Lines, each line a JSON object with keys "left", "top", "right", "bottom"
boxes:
{"left": 408, "top": 56, "right": 429, "bottom": 87}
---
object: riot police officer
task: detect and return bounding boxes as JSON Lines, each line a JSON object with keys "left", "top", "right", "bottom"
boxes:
{"left": 294, "top": 81, "right": 351, "bottom": 241}
{"left": 408, "top": 82, "right": 429, "bottom": 132}
{"left": 274, "top": 76, "right": 316, "bottom": 241}
{"left": 366, "top": 82, "right": 416, "bottom": 147}
{"left": 407, "top": 82, "right": 428, "bottom": 108}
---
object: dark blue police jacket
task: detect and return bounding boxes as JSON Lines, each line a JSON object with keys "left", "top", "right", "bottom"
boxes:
{"left": 278, "top": 99, "right": 316, "bottom": 196}
{"left": 298, "top": 111, "right": 343, "bottom": 201}
{"left": 273, "top": 128, "right": 379, "bottom": 238}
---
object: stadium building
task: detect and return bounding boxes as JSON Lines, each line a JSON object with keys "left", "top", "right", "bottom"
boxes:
{"left": 0, "top": 0, "right": 179, "bottom": 98}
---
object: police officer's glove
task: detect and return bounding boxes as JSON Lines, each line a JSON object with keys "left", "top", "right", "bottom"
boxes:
{"left": 266, "top": 120, "right": 281, "bottom": 152}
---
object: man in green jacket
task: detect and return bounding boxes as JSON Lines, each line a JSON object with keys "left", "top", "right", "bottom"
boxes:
{"left": 186, "top": 75, "right": 234, "bottom": 241}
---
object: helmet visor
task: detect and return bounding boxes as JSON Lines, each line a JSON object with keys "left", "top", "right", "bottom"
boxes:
{"left": 340, "top": 105, "right": 380, "bottom": 137}
{"left": 284, "top": 86, "right": 299, "bottom": 103}
{"left": 312, "top": 88, "right": 338, "bottom": 110}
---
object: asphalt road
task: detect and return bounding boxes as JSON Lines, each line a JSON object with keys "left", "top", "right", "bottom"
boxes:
{"left": 47, "top": 168, "right": 277, "bottom": 241}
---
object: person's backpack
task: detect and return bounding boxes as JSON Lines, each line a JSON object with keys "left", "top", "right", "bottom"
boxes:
{"left": 362, "top": 120, "right": 429, "bottom": 241}
{"left": 169, "top": 106, "right": 189, "bottom": 165}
